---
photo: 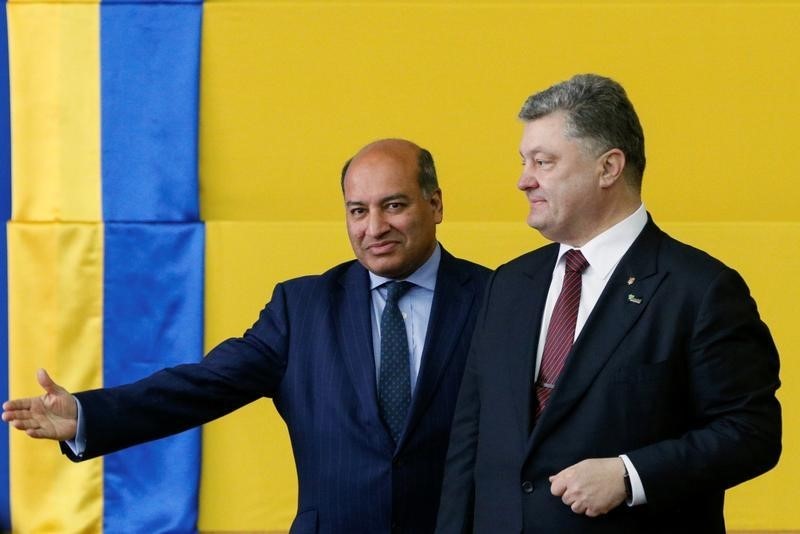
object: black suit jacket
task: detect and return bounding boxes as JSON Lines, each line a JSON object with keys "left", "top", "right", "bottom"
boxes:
{"left": 437, "top": 220, "right": 781, "bottom": 534}
{"left": 64, "top": 247, "right": 490, "bottom": 534}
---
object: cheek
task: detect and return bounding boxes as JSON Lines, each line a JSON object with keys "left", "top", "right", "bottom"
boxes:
{"left": 346, "top": 222, "right": 364, "bottom": 243}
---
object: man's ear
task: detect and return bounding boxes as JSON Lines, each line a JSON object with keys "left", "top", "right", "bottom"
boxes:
{"left": 429, "top": 188, "right": 443, "bottom": 224}
{"left": 598, "top": 148, "right": 626, "bottom": 189}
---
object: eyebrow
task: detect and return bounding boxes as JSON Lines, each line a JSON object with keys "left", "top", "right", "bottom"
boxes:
{"left": 520, "top": 146, "right": 547, "bottom": 156}
{"left": 345, "top": 193, "right": 410, "bottom": 207}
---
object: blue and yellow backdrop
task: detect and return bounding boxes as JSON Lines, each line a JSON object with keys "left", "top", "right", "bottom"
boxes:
{"left": 0, "top": 0, "right": 798, "bottom": 532}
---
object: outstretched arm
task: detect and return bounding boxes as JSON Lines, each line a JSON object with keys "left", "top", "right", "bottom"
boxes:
{"left": 2, "top": 369, "right": 78, "bottom": 441}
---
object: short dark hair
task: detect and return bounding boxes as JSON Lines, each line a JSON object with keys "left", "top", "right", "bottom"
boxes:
{"left": 519, "top": 74, "right": 646, "bottom": 188}
{"left": 341, "top": 147, "right": 439, "bottom": 198}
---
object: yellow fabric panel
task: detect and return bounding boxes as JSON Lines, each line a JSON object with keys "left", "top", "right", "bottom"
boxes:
{"left": 199, "top": 2, "right": 800, "bottom": 224}
{"left": 7, "top": 222, "right": 104, "bottom": 533}
{"left": 7, "top": 3, "right": 100, "bottom": 222}
{"left": 199, "top": 221, "right": 352, "bottom": 531}
{"left": 198, "top": 1, "right": 799, "bottom": 531}
{"left": 9, "top": 0, "right": 97, "bottom": 3}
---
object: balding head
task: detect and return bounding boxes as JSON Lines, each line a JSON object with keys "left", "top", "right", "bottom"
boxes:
{"left": 341, "top": 139, "right": 438, "bottom": 199}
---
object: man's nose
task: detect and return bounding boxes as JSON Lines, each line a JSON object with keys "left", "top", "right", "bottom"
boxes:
{"left": 366, "top": 211, "right": 389, "bottom": 236}
{"left": 518, "top": 167, "right": 538, "bottom": 191}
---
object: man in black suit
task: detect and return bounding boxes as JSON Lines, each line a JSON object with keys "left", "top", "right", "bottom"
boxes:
{"left": 3, "top": 138, "right": 490, "bottom": 534}
{"left": 436, "top": 74, "right": 781, "bottom": 533}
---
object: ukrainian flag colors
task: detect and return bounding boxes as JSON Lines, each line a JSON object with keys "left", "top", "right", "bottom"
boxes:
{"left": 2, "top": 1, "right": 800, "bottom": 532}
{"left": 5, "top": 1, "right": 202, "bottom": 531}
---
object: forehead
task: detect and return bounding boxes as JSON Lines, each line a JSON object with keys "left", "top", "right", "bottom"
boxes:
{"left": 343, "top": 149, "right": 420, "bottom": 197}
{"left": 519, "top": 112, "right": 571, "bottom": 152}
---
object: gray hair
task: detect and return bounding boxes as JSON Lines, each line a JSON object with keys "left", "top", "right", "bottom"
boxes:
{"left": 340, "top": 146, "right": 439, "bottom": 198}
{"left": 519, "top": 74, "right": 646, "bottom": 188}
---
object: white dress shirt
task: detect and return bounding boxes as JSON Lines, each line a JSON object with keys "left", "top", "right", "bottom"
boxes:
{"left": 535, "top": 203, "right": 648, "bottom": 505}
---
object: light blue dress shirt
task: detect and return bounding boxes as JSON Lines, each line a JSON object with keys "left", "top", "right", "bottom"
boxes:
{"left": 368, "top": 244, "right": 440, "bottom": 395}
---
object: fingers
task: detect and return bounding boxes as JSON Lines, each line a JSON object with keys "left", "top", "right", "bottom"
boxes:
{"left": 9, "top": 416, "right": 40, "bottom": 431}
{"left": 2, "top": 398, "right": 33, "bottom": 413}
{"left": 549, "top": 472, "right": 567, "bottom": 497}
{"left": 3, "top": 406, "right": 42, "bottom": 428}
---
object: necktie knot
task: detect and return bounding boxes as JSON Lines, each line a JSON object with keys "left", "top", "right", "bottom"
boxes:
{"left": 385, "top": 281, "right": 413, "bottom": 305}
{"left": 564, "top": 249, "right": 589, "bottom": 274}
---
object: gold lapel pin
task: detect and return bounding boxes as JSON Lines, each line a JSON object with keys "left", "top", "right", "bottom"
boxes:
{"left": 627, "top": 294, "right": 642, "bottom": 304}
{"left": 627, "top": 276, "right": 636, "bottom": 286}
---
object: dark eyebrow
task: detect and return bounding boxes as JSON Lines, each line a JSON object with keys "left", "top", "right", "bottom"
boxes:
{"left": 381, "top": 194, "right": 411, "bottom": 204}
{"left": 345, "top": 194, "right": 410, "bottom": 208}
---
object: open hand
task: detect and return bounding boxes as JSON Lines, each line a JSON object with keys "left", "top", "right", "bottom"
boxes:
{"left": 1, "top": 369, "right": 78, "bottom": 440}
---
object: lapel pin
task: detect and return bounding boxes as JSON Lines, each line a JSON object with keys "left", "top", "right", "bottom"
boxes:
{"left": 627, "top": 276, "right": 636, "bottom": 286}
{"left": 627, "top": 293, "right": 642, "bottom": 304}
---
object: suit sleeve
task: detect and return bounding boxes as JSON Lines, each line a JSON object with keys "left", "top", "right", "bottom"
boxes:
{"left": 61, "top": 282, "right": 293, "bottom": 461}
{"left": 626, "top": 267, "right": 781, "bottom": 509}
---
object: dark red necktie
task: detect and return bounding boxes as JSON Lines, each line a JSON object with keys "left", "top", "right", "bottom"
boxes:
{"left": 534, "top": 249, "right": 589, "bottom": 421}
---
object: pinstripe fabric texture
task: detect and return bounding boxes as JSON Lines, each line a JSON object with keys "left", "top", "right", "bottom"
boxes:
{"left": 534, "top": 249, "right": 589, "bottom": 420}
{"left": 60, "top": 249, "right": 489, "bottom": 533}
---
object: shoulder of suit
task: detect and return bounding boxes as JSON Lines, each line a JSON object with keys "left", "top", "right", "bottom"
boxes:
{"left": 277, "top": 259, "right": 361, "bottom": 290}
{"left": 656, "top": 230, "right": 732, "bottom": 277}
{"left": 445, "top": 253, "right": 492, "bottom": 279}
{"left": 494, "top": 242, "right": 560, "bottom": 275}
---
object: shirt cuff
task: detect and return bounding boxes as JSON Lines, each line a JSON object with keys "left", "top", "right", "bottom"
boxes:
{"left": 63, "top": 396, "right": 86, "bottom": 457}
{"left": 619, "top": 454, "right": 647, "bottom": 506}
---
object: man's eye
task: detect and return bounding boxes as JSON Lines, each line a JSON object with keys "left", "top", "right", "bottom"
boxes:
{"left": 350, "top": 208, "right": 365, "bottom": 216}
{"left": 535, "top": 159, "right": 547, "bottom": 167}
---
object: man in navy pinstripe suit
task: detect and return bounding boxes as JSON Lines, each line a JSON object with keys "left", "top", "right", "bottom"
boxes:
{"left": 4, "top": 138, "right": 491, "bottom": 533}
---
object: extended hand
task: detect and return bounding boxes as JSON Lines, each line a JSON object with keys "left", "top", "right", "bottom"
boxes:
{"left": 1, "top": 369, "right": 78, "bottom": 440}
{"left": 549, "top": 457, "right": 627, "bottom": 517}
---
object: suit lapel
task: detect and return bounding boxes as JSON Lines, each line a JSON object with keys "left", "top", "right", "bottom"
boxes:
{"left": 528, "top": 220, "right": 667, "bottom": 450}
{"left": 400, "top": 250, "right": 472, "bottom": 447}
{"left": 334, "top": 262, "right": 390, "bottom": 447}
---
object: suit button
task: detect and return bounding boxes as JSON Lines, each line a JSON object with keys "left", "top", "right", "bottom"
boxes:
{"left": 521, "top": 480, "right": 534, "bottom": 493}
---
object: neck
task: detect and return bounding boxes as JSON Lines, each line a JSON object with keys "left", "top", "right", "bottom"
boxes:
{"left": 563, "top": 197, "right": 641, "bottom": 248}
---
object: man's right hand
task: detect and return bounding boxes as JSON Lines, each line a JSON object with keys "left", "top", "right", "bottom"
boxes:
{"left": 1, "top": 368, "right": 78, "bottom": 441}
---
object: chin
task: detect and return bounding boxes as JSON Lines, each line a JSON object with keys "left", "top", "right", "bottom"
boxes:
{"left": 367, "top": 261, "right": 402, "bottom": 278}
{"left": 526, "top": 216, "right": 543, "bottom": 230}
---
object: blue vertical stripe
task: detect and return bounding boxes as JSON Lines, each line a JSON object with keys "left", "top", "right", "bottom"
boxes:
{"left": 101, "top": 3, "right": 201, "bottom": 222}
{"left": 100, "top": 3, "right": 204, "bottom": 532}
{"left": 103, "top": 223, "right": 204, "bottom": 533}
{"left": 0, "top": 3, "right": 11, "bottom": 529}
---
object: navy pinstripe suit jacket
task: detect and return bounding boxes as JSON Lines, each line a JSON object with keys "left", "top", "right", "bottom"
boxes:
{"left": 65, "top": 247, "right": 490, "bottom": 534}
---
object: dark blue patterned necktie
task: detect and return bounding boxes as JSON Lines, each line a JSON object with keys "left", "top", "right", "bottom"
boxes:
{"left": 379, "top": 281, "right": 413, "bottom": 444}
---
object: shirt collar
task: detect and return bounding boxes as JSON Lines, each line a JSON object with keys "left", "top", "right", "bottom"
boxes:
{"left": 557, "top": 204, "right": 647, "bottom": 280}
{"left": 369, "top": 243, "right": 441, "bottom": 292}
